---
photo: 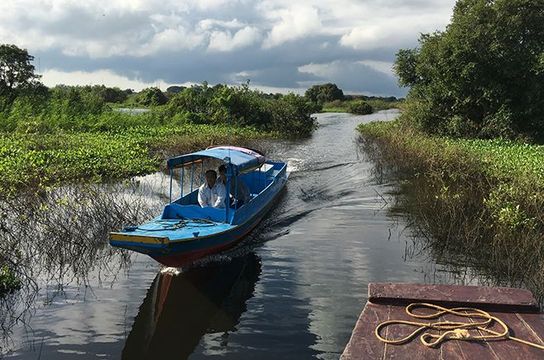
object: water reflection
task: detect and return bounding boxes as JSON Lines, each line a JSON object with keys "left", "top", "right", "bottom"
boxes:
{"left": 0, "top": 180, "right": 162, "bottom": 356}
{"left": 2, "top": 111, "right": 504, "bottom": 359}
{"left": 122, "top": 253, "right": 261, "bottom": 359}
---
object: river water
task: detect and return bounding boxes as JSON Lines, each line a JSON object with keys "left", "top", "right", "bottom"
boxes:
{"left": 3, "top": 111, "right": 484, "bottom": 359}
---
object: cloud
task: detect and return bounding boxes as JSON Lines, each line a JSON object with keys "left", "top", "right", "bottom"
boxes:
{"left": 357, "top": 60, "right": 394, "bottom": 76}
{"left": 0, "top": 0, "right": 457, "bottom": 96}
{"left": 40, "top": 68, "right": 177, "bottom": 91}
{"left": 339, "top": 13, "right": 451, "bottom": 51}
{"left": 262, "top": 5, "right": 322, "bottom": 48}
{"left": 298, "top": 60, "right": 405, "bottom": 97}
{"left": 208, "top": 26, "right": 261, "bottom": 52}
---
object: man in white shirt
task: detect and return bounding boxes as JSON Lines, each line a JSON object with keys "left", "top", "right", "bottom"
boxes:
{"left": 218, "top": 164, "right": 250, "bottom": 207}
{"left": 198, "top": 169, "right": 226, "bottom": 208}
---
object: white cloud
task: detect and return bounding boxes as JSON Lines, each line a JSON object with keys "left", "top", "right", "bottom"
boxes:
{"left": 208, "top": 26, "right": 261, "bottom": 52}
{"left": 0, "top": 0, "right": 457, "bottom": 95}
{"left": 262, "top": 5, "right": 322, "bottom": 48}
{"left": 340, "top": 12, "right": 453, "bottom": 50}
{"left": 40, "top": 68, "right": 177, "bottom": 91}
{"left": 357, "top": 60, "right": 394, "bottom": 76}
{"left": 298, "top": 62, "right": 338, "bottom": 79}
{"left": 198, "top": 18, "right": 245, "bottom": 31}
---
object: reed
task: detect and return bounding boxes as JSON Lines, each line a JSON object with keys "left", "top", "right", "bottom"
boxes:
{"left": 0, "top": 181, "right": 161, "bottom": 352}
{"left": 358, "top": 120, "right": 544, "bottom": 302}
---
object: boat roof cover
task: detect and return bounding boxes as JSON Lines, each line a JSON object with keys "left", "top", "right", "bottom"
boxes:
{"left": 167, "top": 146, "right": 266, "bottom": 172}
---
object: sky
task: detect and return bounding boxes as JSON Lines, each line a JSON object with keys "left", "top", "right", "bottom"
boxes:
{"left": 0, "top": 0, "right": 457, "bottom": 97}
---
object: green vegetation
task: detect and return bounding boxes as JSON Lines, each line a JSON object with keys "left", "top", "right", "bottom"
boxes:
{"left": 305, "top": 83, "right": 344, "bottom": 104}
{"left": 0, "top": 265, "right": 20, "bottom": 295}
{"left": 0, "top": 44, "right": 321, "bottom": 197}
{"left": 356, "top": 0, "right": 544, "bottom": 297}
{"left": 394, "top": 0, "right": 544, "bottom": 141}
{"left": 358, "top": 120, "right": 544, "bottom": 299}
{"left": 134, "top": 87, "right": 168, "bottom": 106}
{"left": 0, "top": 44, "right": 42, "bottom": 110}
{"left": 347, "top": 100, "right": 373, "bottom": 115}
{"left": 322, "top": 97, "right": 403, "bottom": 114}
{"left": 0, "top": 125, "right": 263, "bottom": 195}
{"left": 305, "top": 82, "right": 403, "bottom": 114}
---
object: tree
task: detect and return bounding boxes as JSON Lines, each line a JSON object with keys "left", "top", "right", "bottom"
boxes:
{"left": 348, "top": 100, "right": 373, "bottom": 115}
{"left": 166, "top": 85, "right": 185, "bottom": 94}
{"left": 0, "top": 44, "right": 41, "bottom": 108}
{"left": 136, "top": 87, "right": 168, "bottom": 106}
{"left": 305, "top": 83, "right": 344, "bottom": 104}
{"left": 395, "top": 0, "right": 544, "bottom": 140}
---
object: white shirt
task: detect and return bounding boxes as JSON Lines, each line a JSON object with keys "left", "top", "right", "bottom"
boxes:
{"left": 198, "top": 182, "right": 226, "bottom": 208}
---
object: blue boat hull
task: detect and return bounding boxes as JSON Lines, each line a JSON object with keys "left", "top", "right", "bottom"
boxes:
{"left": 110, "top": 161, "right": 287, "bottom": 267}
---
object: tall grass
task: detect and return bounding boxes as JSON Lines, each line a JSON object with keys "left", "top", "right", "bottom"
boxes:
{"left": 358, "top": 120, "right": 544, "bottom": 301}
{"left": 0, "top": 182, "right": 160, "bottom": 353}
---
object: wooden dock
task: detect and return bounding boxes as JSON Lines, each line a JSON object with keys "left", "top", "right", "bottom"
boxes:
{"left": 341, "top": 283, "right": 544, "bottom": 359}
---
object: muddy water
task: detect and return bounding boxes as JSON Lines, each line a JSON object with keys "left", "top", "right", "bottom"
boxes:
{"left": 3, "top": 111, "right": 485, "bottom": 359}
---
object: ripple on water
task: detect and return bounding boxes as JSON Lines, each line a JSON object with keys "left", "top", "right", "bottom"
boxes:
{"left": 5, "top": 110, "right": 491, "bottom": 360}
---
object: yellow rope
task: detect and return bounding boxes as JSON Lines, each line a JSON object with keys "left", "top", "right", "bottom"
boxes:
{"left": 375, "top": 302, "right": 544, "bottom": 350}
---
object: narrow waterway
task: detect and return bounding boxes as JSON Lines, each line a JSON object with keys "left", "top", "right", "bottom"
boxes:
{"left": 3, "top": 111, "right": 485, "bottom": 359}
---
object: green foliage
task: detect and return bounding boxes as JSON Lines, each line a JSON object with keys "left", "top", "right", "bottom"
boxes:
{"left": 166, "top": 85, "right": 185, "bottom": 94}
{"left": 0, "top": 124, "right": 264, "bottom": 194}
{"left": 268, "top": 93, "right": 320, "bottom": 136}
{"left": 358, "top": 120, "right": 544, "bottom": 238}
{"left": 0, "top": 265, "right": 20, "bottom": 295}
{"left": 395, "top": 0, "right": 544, "bottom": 140}
{"left": 305, "top": 83, "right": 344, "bottom": 104}
{"left": 348, "top": 100, "right": 373, "bottom": 115}
{"left": 358, "top": 119, "right": 544, "bottom": 297}
{"left": 0, "top": 45, "right": 319, "bottom": 193}
{"left": 136, "top": 87, "right": 168, "bottom": 106}
{"left": 321, "top": 98, "right": 402, "bottom": 113}
{"left": 164, "top": 83, "right": 319, "bottom": 134}
{"left": 0, "top": 44, "right": 41, "bottom": 109}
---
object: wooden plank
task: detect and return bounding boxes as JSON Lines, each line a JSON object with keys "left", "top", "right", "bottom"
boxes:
{"left": 341, "top": 302, "right": 388, "bottom": 359}
{"left": 343, "top": 283, "right": 544, "bottom": 359}
{"left": 481, "top": 311, "right": 544, "bottom": 359}
{"left": 447, "top": 308, "right": 498, "bottom": 360}
{"left": 518, "top": 312, "right": 544, "bottom": 347}
{"left": 381, "top": 304, "right": 441, "bottom": 359}
{"left": 369, "top": 283, "right": 539, "bottom": 312}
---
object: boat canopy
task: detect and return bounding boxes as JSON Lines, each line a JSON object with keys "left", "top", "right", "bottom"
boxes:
{"left": 167, "top": 146, "right": 265, "bottom": 173}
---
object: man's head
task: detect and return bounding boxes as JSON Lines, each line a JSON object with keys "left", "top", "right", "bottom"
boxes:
{"left": 205, "top": 169, "right": 217, "bottom": 188}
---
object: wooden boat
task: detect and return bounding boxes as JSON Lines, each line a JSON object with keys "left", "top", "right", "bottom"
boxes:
{"left": 109, "top": 146, "right": 287, "bottom": 266}
{"left": 342, "top": 283, "right": 544, "bottom": 359}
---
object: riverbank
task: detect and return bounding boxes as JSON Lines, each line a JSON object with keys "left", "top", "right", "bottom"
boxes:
{"left": 358, "top": 120, "right": 544, "bottom": 301}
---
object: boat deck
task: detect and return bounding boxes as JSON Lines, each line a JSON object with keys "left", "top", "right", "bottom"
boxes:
{"left": 342, "top": 283, "right": 544, "bottom": 359}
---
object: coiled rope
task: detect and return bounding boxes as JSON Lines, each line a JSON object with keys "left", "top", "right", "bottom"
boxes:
{"left": 375, "top": 302, "right": 544, "bottom": 350}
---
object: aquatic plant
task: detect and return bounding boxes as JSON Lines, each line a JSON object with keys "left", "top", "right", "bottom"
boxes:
{"left": 358, "top": 120, "right": 544, "bottom": 301}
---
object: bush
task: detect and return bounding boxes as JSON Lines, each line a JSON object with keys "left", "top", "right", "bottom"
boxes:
{"left": 135, "top": 87, "right": 168, "bottom": 106}
{"left": 348, "top": 100, "right": 373, "bottom": 115}
{"left": 164, "top": 83, "right": 318, "bottom": 135}
{"left": 305, "top": 83, "right": 345, "bottom": 104}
